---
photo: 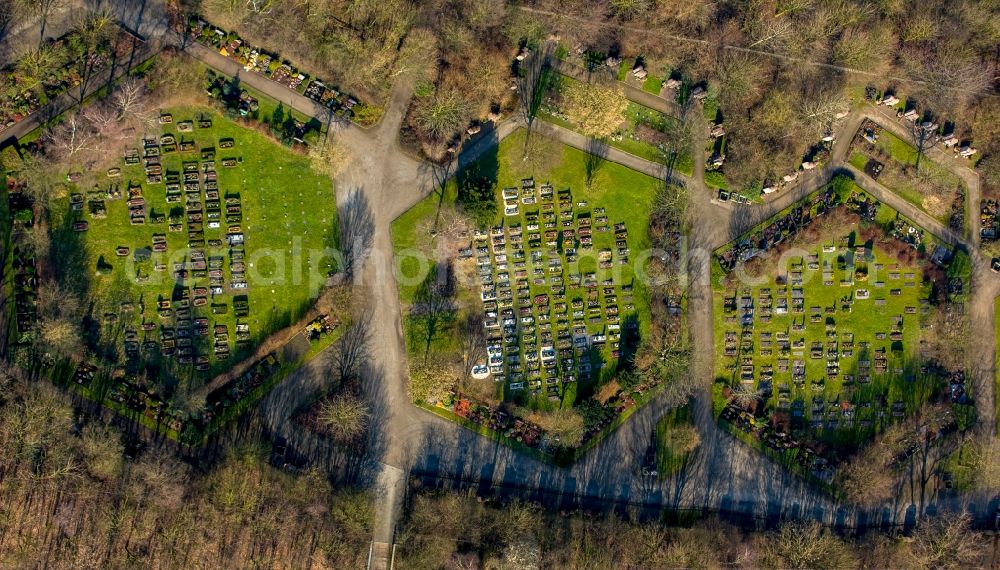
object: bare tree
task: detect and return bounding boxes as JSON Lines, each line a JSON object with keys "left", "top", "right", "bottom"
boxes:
{"left": 317, "top": 392, "right": 370, "bottom": 443}
{"left": 912, "top": 53, "right": 994, "bottom": 118}
{"left": 663, "top": 423, "right": 701, "bottom": 456}
{"left": 530, "top": 409, "right": 586, "bottom": 447}
{"left": 743, "top": 10, "right": 792, "bottom": 50}
{"left": 14, "top": 43, "right": 63, "bottom": 94}
{"left": 729, "top": 383, "right": 763, "bottom": 410}
{"left": 610, "top": 0, "right": 652, "bottom": 21}
{"left": 797, "top": 88, "right": 848, "bottom": 137}
{"left": 408, "top": 357, "right": 459, "bottom": 404}
{"left": 112, "top": 77, "right": 150, "bottom": 123}
{"left": 80, "top": 423, "right": 123, "bottom": 481}
{"left": 68, "top": 11, "right": 116, "bottom": 103}
{"left": 836, "top": 437, "right": 898, "bottom": 506}
{"left": 44, "top": 112, "right": 98, "bottom": 163}
{"left": 906, "top": 512, "right": 981, "bottom": 570}
{"left": 966, "top": 437, "right": 1000, "bottom": 492}
{"left": 559, "top": 80, "right": 628, "bottom": 139}
{"left": 763, "top": 520, "right": 857, "bottom": 569}
{"left": 309, "top": 134, "right": 350, "bottom": 179}
{"left": 82, "top": 103, "right": 129, "bottom": 148}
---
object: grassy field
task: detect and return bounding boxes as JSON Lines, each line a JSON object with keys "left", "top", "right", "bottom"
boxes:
{"left": 713, "top": 243, "right": 930, "bottom": 439}
{"left": 537, "top": 74, "right": 694, "bottom": 175}
{"left": 877, "top": 129, "right": 920, "bottom": 164}
{"left": 50, "top": 105, "right": 337, "bottom": 383}
{"left": 642, "top": 75, "right": 662, "bottom": 94}
{"left": 939, "top": 439, "right": 979, "bottom": 492}
{"left": 392, "top": 128, "right": 660, "bottom": 409}
{"left": 702, "top": 92, "right": 720, "bottom": 123}
{"left": 849, "top": 151, "right": 869, "bottom": 171}
{"left": 655, "top": 404, "right": 697, "bottom": 476}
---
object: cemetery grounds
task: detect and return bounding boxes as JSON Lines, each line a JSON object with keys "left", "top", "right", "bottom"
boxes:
{"left": 848, "top": 120, "right": 966, "bottom": 229}
{"left": 535, "top": 72, "right": 695, "bottom": 175}
{"left": 393, "top": 128, "right": 665, "bottom": 458}
{"left": 711, "top": 180, "right": 954, "bottom": 483}
{"left": 32, "top": 105, "right": 341, "bottom": 438}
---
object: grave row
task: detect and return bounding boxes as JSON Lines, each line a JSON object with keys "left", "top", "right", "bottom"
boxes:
{"left": 474, "top": 179, "right": 637, "bottom": 398}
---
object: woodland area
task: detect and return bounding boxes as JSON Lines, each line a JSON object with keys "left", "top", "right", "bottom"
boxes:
{"left": 5, "top": 1, "right": 998, "bottom": 175}
{"left": 397, "top": 488, "right": 998, "bottom": 569}
{"left": 0, "top": 367, "right": 373, "bottom": 568}
{"left": 165, "top": 0, "right": 1000, "bottom": 184}
{"left": 529, "top": 0, "right": 1000, "bottom": 192}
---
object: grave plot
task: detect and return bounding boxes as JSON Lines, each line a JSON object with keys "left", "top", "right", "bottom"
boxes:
{"left": 478, "top": 180, "right": 638, "bottom": 400}
{"left": 187, "top": 17, "right": 370, "bottom": 124}
{"left": 848, "top": 119, "right": 965, "bottom": 229}
{"left": 393, "top": 129, "right": 675, "bottom": 460}
{"left": 711, "top": 177, "right": 971, "bottom": 484}
{"left": 38, "top": 106, "right": 339, "bottom": 427}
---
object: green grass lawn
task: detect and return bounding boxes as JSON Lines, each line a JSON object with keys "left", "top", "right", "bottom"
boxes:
{"left": 704, "top": 170, "right": 728, "bottom": 190}
{"left": 642, "top": 74, "right": 662, "bottom": 95}
{"left": 939, "top": 439, "right": 979, "bottom": 492}
{"left": 856, "top": 130, "right": 965, "bottom": 225}
{"left": 538, "top": 74, "right": 694, "bottom": 175}
{"left": 877, "top": 130, "right": 919, "bottom": 164}
{"left": 849, "top": 151, "right": 869, "bottom": 171}
{"left": 392, "top": 128, "right": 660, "bottom": 409}
{"left": 655, "top": 404, "right": 697, "bottom": 476}
{"left": 50, "top": 104, "right": 337, "bottom": 384}
{"left": 702, "top": 94, "right": 719, "bottom": 123}
{"left": 616, "top": 59, "right": 629, "bottom": 82}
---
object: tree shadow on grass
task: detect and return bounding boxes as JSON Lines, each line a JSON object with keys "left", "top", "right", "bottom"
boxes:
{"left": 454, "top": 137, "right": 499, "bottom": 229}
{"left": 411, "top": 261, "right": 456, "bottom": 357}
{"left": 584, "top": 137, "right": 609, "bottom": 189}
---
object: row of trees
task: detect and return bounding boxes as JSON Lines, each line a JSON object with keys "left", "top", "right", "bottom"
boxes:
{"left": 0, "top": 368, "right": 373, "bottom": 567}
{"left": 397, "top": 487, "right": 996, "bottom": 569}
